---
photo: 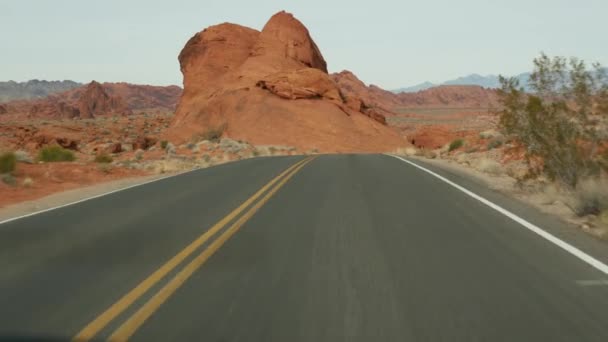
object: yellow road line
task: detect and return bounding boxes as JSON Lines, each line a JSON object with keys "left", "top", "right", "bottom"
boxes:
{"left": 72, "top": 157, "right": 312, "bottom": 341}
{"left": 108, "top": 157, "right": 315, "bottom": 342}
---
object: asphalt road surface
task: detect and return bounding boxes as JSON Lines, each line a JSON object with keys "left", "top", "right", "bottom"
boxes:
{"left": 1, "top": 154, "right": 608, "bottom": 341}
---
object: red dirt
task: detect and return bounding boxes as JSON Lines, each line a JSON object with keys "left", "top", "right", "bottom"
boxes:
{"left": 166, "top": 11, "right": 407, "bottom": 152}
{"left": 0, "top": 162, "right": 146, "bottom": 208}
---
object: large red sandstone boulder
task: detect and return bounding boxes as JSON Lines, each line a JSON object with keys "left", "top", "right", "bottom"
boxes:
{"left": 167, "top": 11, "right": 407, "bottom": 152}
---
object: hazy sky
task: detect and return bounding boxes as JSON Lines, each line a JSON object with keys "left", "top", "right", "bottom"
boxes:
{"left": 1, "top": 0, "right": 606, "bottom": 89}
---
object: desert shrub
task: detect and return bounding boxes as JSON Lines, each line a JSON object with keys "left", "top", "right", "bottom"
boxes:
{"left": 38, "top": 146, "right": 75, "bottom": 162}
{"left": 498, "top": 53, "right": 608, "bottom": 188}
{"left": 568, "top": 178, "right": 608, "bottom": 216}
{"left": 0, "top": 152, "right": 17, "bottom": 174}
{"left": 199, "top": 124, "right": 227, "bottom": 142}
{"left": 160, "top": 140, "right": 168, "bottom": 149}
{"left": 487, "top": 139, "right": 504, "bottom": 150}
{"left": 94, "top": 153, "right": 113, "bottom": 164}
{"left": 448, "top": 139, "right": 464, "bottom": 152}
{"left": 98, "top": 164, "right": 112, "bottom": 174}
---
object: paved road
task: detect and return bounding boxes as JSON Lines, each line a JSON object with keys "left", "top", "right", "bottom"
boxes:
{"left": 1, "top": 154, "right": 608, "bottom": 341}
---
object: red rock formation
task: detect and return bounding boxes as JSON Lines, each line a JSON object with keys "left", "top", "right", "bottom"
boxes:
{"left": 256, "top": 68, "right": 342, "bottom": 102}
{"left": 168, "top": 11, "right": 406, "bottom": 152}
{"left": 1, "top": 82, "right": 182, "bottom": 119}
{"left": 331, "top": 71, "right": 399, "bottom": 111}
{"left": 397, "top": 85, "right": 499, "bottom": 108}
{"left": 77, "top": 81, "right": 130, "bottom": 118}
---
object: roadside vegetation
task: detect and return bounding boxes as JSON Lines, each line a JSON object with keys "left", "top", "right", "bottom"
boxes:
{"left": 94, "top": 153, "right": 113, "bottom": 164}
{"left": 498, "top": 53, "right": 608, "bottom": 218}
{"left": 498, "top": 53, "right": 608, "bottom": 188}
{"left": 0, "top": 151, "right": 17, "bottom": 174}
{"left": 448, "top": 139, "right": 464, "bottom": 152}
{"left": 197, "top": 124, "right": 227, "bottom": 142}
{"left": 38, "top": 145, "right": 76, "bottom": 162}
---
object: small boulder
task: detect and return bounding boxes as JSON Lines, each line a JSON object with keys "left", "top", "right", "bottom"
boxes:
{"left": 14, "top": 150, "right": 34, "bottom": 164}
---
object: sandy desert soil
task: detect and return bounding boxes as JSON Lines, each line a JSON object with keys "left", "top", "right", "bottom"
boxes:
{"left": 0, "top": 173, "right": 163, "bottom": 222}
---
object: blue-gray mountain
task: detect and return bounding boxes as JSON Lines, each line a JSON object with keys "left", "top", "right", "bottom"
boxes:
{"left": 0, "top": 80, "right": 83, "bottom": 103}
{"left": 394, "top": 73, "right": 531, "bottom": 93}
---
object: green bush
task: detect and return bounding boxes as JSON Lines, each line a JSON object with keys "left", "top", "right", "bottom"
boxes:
{"left": 160, "top": 140, "right": 168, "bottom": 149}
{"left": 94, "top": 153, "right": 113, "bottom": 164}
{"left": 487, "top": 139, "right": 504, "bottom": 150}
{"left": 448, "top": 139, "right": 464, "bottom": 152}
{"left": 0, "top": 152, "right": 17, "bottom": 174}
{"left": 498, "top": 53, "right": 608, "bottom": 188}
{"left": 38, "top": 146, "right": 75, "bottom": 162}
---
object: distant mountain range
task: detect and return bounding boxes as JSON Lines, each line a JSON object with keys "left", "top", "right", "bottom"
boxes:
{"left": 393, "top": 73, "right": 532, "bottom": 93}
{"left": 0, "top": 80, "right": 83, "bottom": 103}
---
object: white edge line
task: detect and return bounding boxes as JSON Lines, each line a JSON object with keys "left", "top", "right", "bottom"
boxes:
{"left": 388, "top": 154, "right": 608, "bottom": 276}
{"left": 0, "top": 167, "right": 202, "bottom": 226}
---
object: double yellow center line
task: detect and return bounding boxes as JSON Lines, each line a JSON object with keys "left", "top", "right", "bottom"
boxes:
{"left": 73, "top": 156, "right": 316, "bottom": 341}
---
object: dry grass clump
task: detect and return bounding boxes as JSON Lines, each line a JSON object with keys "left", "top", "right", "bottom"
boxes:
{"left": 474, "top": 158, "right": 503, "bottom": 175}
{"left": 567, "top": 178, "right": 608, "bottom": 217}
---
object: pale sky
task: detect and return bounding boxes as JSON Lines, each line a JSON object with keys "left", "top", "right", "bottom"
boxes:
{"left": 1, "top": 0, "right": 606, "bottom": 89}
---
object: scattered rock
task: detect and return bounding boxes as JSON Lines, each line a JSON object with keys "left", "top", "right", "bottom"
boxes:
{"left": 474, "top": 158, "right": 503, "bottom": 175}
{"left": 134, "top": 149, "right": 145, "bottom": 161}
{"left": 22, "top": 177, "right": 34, "bottom": 188}
{"left": 121, "top": 143, "right": 133, "bottom": 152}
{"left": 14, "top": 150, "right": 33, "bottom": 164}
{"left": 165, "top": 142, "right": 176, "bottom": 155}
{"left": 1, "top": 174, "right": 16, "bottom": 186}
{"left": 132, "top": 136, "right": 157, "bottom": 150}
{"left": 109, "top": 143, "right": 123, "bottom": 154}
{"left": 479, "top": 129, "right": 503, "bottom": 140}
{"left": 218, "top": 138, "right": 250, "bottom": 153}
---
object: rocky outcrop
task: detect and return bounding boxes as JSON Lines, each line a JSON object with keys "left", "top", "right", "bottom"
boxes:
{"left": 168, "top": 11, "right": 406, "bottom": 152}
{"left": 331, "top": 71, "right": 399, "bottom": 111}
{"left": 256, "top": 68, "right": 342, "bottom": 101}
{"left": 252, "top": 11, "right": 327, "bottom": 72}
{"left": 77, "top": 81, "right": 131, "bottom": 118}
{"left": 397, "top": 85, "right": 499, "bottom": 108}
{"left": 0, "top": 82, "right": 182, "bottom": 119}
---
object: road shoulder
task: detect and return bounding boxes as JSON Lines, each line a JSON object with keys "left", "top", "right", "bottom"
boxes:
{"left": 388, "top": 154, "right": 608, "bottom": 265}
